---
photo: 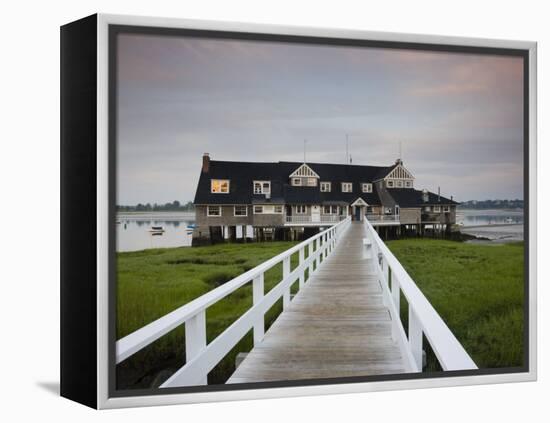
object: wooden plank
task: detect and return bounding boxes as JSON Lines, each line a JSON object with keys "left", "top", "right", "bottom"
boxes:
{"left": 228, "top": 222, "right": 406, "bottom": 383}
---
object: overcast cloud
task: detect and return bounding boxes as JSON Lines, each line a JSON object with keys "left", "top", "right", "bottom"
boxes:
{"left": 116, "top": 33, "right": 524, "bottom": 204}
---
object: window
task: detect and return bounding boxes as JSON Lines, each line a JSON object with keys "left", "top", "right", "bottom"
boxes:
{"left": 207, "top": 205, "right": 221, "bottom": 216}
{"left": 387, "top": 180, "right": 394, "bottom": 188}
{"left": 405, "top": 180, "right": 412, "bottom": 188}
{"left": 274, "top": 205, "right": 283, "bottom": 214}
{"left": 424, "top": 206, "right": 431, "bottom": 212}
{"left": 323, "top": 205, "right": 339, "bottom": 214}
{"left": 320, "top": 182, "right": 331, "bottom": 192}
{"left": 253, "top": 180, "right": 270, "bottom": 195}
{"left": 385, "top": 207, "right": 392, "bottom": 214}
{"left": 234, "top": 205, "right": 247, "bottom": 216}
{"left": 254, "top": 205, "right": 283, "bottom": 214}
{"left": 211, "top": 179, "right": 229, "bottom": 193}
{"left": 295, "top": 205, "right": 307, "bottom": 214}
{"left": 306, "top": 177, "right": 317, "bottom": 187}
{"left": 396, "top": 180, "right": 403, "bottom": 188}
{"left": 361, "top": 183, "right": 372, "bottom": 193}
{"left": 443, "top": 206, "right": 450, "bottom": 212}
{"left": 341, "top": 182, "right": 353, "bottom": 193}
{"left": 253, "top": 205, "right": 263, "bottom": 214}
{"left": 434, "top": 206, "right": 441, "bottom": 212}
{"left": 292, "top": 178, "right": 302, "bottom": 186}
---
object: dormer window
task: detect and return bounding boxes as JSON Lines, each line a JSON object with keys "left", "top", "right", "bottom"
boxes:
{"left": 341, "top": 182, "right": 353, "bottom": 193}
{"left": 211, "top": 179, "right": 230, "bottom": 193}
{"left": 320, "top": 182, "right": 331, "bottom": 192}
{"left": 405, "top": 180, "right": 413, "bottom": 188}
{"left": 306, "top": 177, "right": 317, "bottom": 187}
{"left": 253, "top": 180, "right": 271, "bottom": 194}
{"left": 361, "top": 183, "right": 372, "bottom": 193}
{"left": 292, "top": 178, "right": 302, "bottom": 186}
{"left": 387, "top": 180, "right": 394, "bottom": 188}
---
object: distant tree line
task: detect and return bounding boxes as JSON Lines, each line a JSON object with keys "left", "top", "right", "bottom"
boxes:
{"left": 459, "top": 199, "right": 523, "bottom": 209}
{"left": 116, "top": 200, "right": 195, "bottom": 212}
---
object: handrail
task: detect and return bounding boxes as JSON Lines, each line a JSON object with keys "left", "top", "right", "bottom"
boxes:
{"left": 116, "top": 216, "right": 352, "bottom": 386}
{"left": 363, "top": 218, "right": 477, "bottom": 371}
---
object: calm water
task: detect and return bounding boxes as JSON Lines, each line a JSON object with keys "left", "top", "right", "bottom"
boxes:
{"left": 116, "top": 212, "right": 195, "bottom": 252}
{"left": 116, "top": 209, "right": 525, "bottom": 251}
{"left": 457, "top": 209, "right": 524, "bottom": 242}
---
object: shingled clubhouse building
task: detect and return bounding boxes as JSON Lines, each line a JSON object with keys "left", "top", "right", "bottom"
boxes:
{"left": 192, "top": 153, "right": 458, "bottom": 244}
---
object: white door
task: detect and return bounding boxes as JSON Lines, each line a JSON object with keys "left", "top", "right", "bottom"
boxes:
{"left": 311, "top": 205, "right": 320, "bottom": 222}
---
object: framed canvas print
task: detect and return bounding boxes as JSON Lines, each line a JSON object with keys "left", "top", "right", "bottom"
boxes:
{"left": 60, "top": 14, "right": 537, "bottom": 409}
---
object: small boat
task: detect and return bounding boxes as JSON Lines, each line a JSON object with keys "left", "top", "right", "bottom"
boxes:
{"left": 149, "top": 226, "right": 165, "bottom": 233}
{"left": 505, "top": 217, "right": 513, "bottom": 224}
{"left": 186, "top": 223, "right": 197, "bottom": 230}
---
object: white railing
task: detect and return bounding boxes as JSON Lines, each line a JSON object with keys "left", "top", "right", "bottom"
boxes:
{"left": 363, "top": 218, "right": 477, "bottom": 372}
{"left": 366, "top": 214, "right": 400, "bottom": 223}
{"left": 285, "top": 215, "right": 346, "bottom": 224}
{"left": 116, "top": 216, "right": 352, "bottom": 387}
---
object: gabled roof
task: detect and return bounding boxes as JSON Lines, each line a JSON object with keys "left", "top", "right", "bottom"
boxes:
{"left": 289, "top": 163, "right": 320, "bottom": 178}
{"left": 194, "top": 160, "right": 389, "bottom": 205}
{"left": 388, "top": 188, "right": 459, "bottom": 207}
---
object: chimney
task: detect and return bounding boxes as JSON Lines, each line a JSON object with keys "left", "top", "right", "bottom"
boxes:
{"left": 451, "top": 195, "right": 453, "bottom": 201}
{"left": 202, "top": 153, "right": 210, "bottom": 173}
{"left": 438, "top": 187, "right": 441, "bottom": 203}
{"left": 422, "top": 189, "right": 429, "bottom": 203}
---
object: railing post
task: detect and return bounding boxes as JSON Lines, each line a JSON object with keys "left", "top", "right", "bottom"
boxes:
{"left": 323, "top": 233, "right": 328, "bottom": 259}
{"left": 298, "top": 247, "right": 305, "bottom": 289}
{"left": 315, "top": 237, "right": 321, "bottom": 268}
{"left": 252, "top": 273, "right": 265, "bottom": 346}
{"left": 185, "top": 310, "right": 207, "bottom": 385}
{"left": 408, "top": 307, "right": 423, "bottom": 371}
{"left": 283, "top": 256, "right": 291, "bottom": 309}
{"left": 308, "top": 241, "right": 314, "bottom": 279}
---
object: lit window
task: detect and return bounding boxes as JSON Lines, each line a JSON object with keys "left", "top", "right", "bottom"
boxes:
{"left": 320, "top": 182, "right": 331, "bottom": 192}
{"left": 424, "top": 206, "right": 431, "bottom": 212}
{"left": 296, "top": 205, "right": 307, "bottom": 214}
{"left": 207, "top": 205, "right": 221, "bottom": 216}
{"left": 387, "top": 180, "right": 394, "bottom": 188}
{"left": 361, "top": 183, "right": 372, "bottom": 193}
{"left": 292, "top": 178, "right": 302, "bottom": 186}
{"left": 341, "top": 182, "right": 352, "bottom": 192}
{"left": 211, "top": 179, "right": 229, "bottom": 193}
{"left": 254, "top": 205, "right": 263, "bottom": 214}
{"left": 253, "top": 181, "right": 270, "bottom": 194}
{"left": 234, "top": 205, "right": 247, "bottom": 216}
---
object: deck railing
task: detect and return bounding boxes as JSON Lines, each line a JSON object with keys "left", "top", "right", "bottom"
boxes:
{"left": 366, "top": 214, "right": 400, "bottom": 223}
{"left": 363, "top": 218, "right": 477, "bottom": 372}
{"left": 285, "top": 215, "right": 346, "bottom": 224}
{"left": 116, "top": 216, "right": 352, "bottom": 387}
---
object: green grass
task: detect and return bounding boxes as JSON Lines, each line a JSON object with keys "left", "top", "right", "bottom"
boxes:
{"left": 385, "top": 239, "right": 525, "bottom": 370}
{"left": 116, "top": 241, "right": 299, "bottom": 389}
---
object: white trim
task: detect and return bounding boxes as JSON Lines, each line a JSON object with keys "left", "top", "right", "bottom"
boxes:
{"left": 291, "top": 177, "right": 302, "bottom": 186}
{"left": 341, "top": 182, "right": 353, "bottom": 192}
{"left": 289, "top": 163, "right": 320, "bottom": 178}
{"left": 233, "top": 205, "right": 248, "bottom": 217}
{"left": 351, "top": 197, "right": 368, "bottom": 207}
{"left": 320, "top": 181, "right": 331, "bottom": 192}
{"left": 295, "top": 205, "right": 307, "bottom": 214}
{"left": 96, "top": 14, "right": 537, "bottom": 409}
{"left": 253, "top": 180, "right": 271, "bottom": 195}
{"left": 207, "top": 205, "right": 222, "bottom": 216}
{"left": 361, "top": 182, "right": 373, "bottom": 193}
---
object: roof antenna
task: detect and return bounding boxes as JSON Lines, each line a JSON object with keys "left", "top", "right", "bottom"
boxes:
{"left": 399, "top": 141, "right": 402, "bottom": 160}
{"left": 303, "top": 139, "right": 307, "bottom": 163}
{"left": 346, "top": 134, "right": 349, "bottom": 164}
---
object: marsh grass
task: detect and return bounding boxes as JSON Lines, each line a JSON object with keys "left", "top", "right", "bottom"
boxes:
{"left": 386, "top": 239, "right": 525, "bottom": 370}
{"left": 116, "top": 241, "right": 298, "bottom": 389}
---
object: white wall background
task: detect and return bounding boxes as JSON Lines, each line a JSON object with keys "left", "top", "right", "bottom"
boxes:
{"left": 0, "top": 0, "right": 547, "bottom": 420}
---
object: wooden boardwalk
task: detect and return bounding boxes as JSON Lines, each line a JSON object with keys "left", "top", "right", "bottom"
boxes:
{"left": 228, "top": 222, "right": 406, "bottom": 383}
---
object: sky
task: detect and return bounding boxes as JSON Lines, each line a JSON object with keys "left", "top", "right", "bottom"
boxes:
{"left": 116, "top": 33, "right": 524, "bottom": 205}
